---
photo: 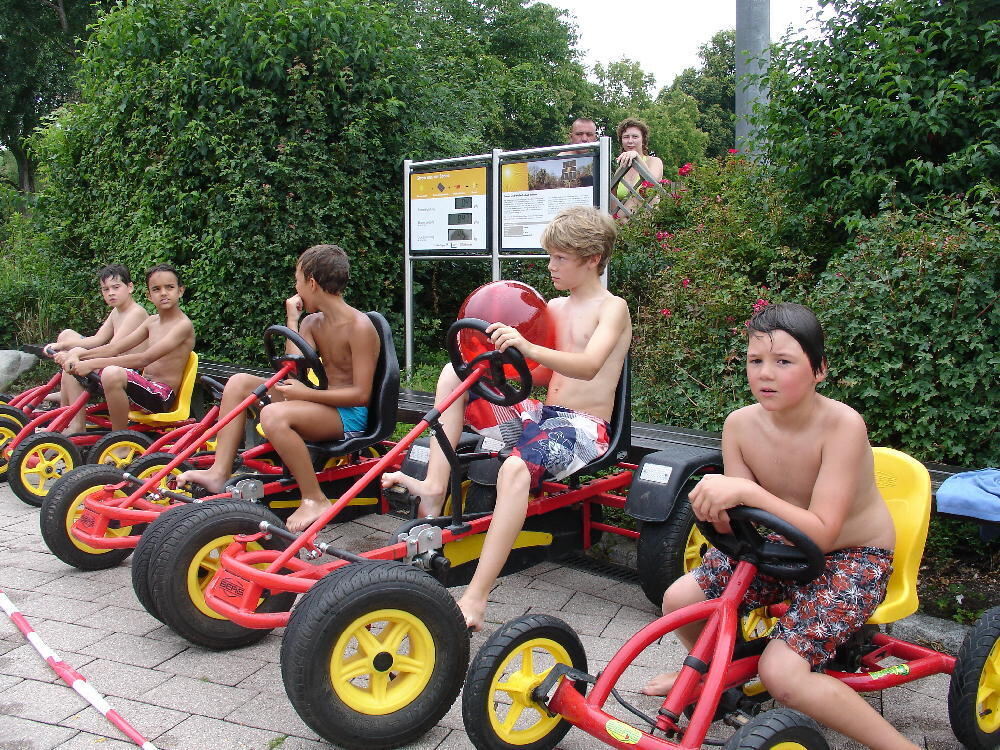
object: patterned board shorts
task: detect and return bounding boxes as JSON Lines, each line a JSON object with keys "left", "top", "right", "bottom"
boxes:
{"left": 464, "top": 395, "right": 610, "bottom": 491}
{"left": 693, "top": 542, "right": 894, "bottom": 668}
{"left": 120, "top": 369, "right": 175, "bottom": 414}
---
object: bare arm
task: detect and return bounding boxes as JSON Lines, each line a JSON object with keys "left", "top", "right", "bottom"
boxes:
{"left": 74, "top": 319, "right": 152, "bottom": 361}
{"left": 274, "top": 317, "right": 379, "bottom": 408}
{"left": 691, "top": 411, "right": 868, "bottom": 552}
{"left": 490, "top": 296, "right": 630, "bottom": 381}
{"left": 50, "top": 316, "right": 115, "bottom": 353}
{"left": 73, "top": 319, "right": 194, "bottom": 375}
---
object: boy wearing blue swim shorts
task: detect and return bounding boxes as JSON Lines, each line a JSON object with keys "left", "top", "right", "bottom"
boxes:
{"left": 642, "top": 303, "right": 918, "bottom": 750}
{"left": 177, "top": 245, "right": 380, "bottom": 532}
{"left": 382, "top": 205, "right": 633, "bottom": 631}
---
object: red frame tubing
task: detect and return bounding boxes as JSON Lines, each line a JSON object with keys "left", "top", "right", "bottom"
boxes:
{"left": 70, "top": 363, "right": 298, "bottom": 549}
{"left": 9, "top": 372, "right": 61, "bottom": 411}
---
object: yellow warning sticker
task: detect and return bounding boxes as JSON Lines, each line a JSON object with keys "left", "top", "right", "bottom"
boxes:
{"left": 868, "top": 664, "right": 910, "bottom": 679}
{"left": 605, "top": 719, "right": 642, "bottom": 744}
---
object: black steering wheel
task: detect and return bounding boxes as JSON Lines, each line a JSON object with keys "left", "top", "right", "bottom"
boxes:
{"left": 447, "top": 318, "right": 532, "bottom": 407}
{"left": 695, "top": 506, "right": 825, "bottom": 582}
{"left": 263, "top": 325, "right": 328, "bottom": 390}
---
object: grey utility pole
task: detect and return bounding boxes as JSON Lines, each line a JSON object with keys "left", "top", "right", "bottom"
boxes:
{"left": 735, "top": 0, "right": 770, "bottom": 152}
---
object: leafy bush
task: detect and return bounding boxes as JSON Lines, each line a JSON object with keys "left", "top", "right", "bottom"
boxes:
{"left": 28, "top": 0, "right": 484, "bottom": 364}
{"left": 616, "top": 154, "right": 823, "bottom": 428}
{"left": 758, "top": 0, "right": 1000, "bottom": 222}
{"left": 814, "top": 194, "right": 1000, "bottom": 467}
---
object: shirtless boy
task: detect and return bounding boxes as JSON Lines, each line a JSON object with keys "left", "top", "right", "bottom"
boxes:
{"left": 45, "top": 264, "right": 148, "bottom": 433}
{"left": 382, "top": 205, "right": 632, "bottom": 631}
{"left": 176, "top": 244, "right": 379, "bottom": 533}
{"left": 642, "top": 302, "right": 917, "bottom": 750}
{"left": 63, "top": 264, "right": 195, "bottom": 432}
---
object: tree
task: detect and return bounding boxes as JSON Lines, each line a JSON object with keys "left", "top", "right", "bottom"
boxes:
{"left": 588, "top": 57, "right": 707, "bottom": 169}
{"left": 756, "top": 0, "right": 1000, "bottom": 220}
{"left": 0, "top": 0, "right": 111, "bottom": 192}
{"left": 27, "top": 0, "right": 486, "bottom": 363}
{"left": 402, "top": 0, "right": 595, "bottom": 150}
{"left": 669, "top": 29, "right": 735, "bottom": 158}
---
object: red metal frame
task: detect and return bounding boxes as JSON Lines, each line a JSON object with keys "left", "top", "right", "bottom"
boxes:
{"left": 199, "top": 362, "right": 639, "bottom": 629}
{"left": 70, "top": 361, "right": 390, "bottom": 552}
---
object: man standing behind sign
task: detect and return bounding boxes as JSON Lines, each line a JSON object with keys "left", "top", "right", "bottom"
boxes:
{"left": 568, "top": 118, "right": 597, "bottom": 145}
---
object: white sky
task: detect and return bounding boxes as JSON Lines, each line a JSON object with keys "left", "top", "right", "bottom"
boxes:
{"left": 558, "top": 0, "right": 821, "bottom": 90}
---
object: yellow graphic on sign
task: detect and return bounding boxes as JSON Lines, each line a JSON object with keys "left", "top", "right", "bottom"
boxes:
{"left": 605, "top": 719, "right": 642, "bottom": 744}
{"left": 501, "top": 162, "right": 530, "bottom": 192}
{"left": 410, "top": 167, "right": 487, "bottom": 199}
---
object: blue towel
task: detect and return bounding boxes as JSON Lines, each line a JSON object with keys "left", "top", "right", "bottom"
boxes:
{"left": 937, "top": 468, "right": 1000, "bottom": 523}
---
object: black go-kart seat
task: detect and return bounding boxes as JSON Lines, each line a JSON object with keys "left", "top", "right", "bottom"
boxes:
{"left": 303, "top": 312, "right": 400, "bottom": 460}
{"left": 470, "top": 354, "right": 632, "bottom": 489}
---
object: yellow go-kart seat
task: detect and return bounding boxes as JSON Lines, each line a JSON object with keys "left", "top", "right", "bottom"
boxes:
{"left": 128, "top": 352, "right": 199, "bottom": 426}
{"left": 866, "top": 447, "right": 932, "bottom": 625}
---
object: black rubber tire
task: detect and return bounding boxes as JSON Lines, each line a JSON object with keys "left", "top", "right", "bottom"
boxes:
{"left": 725, "top": 708, "right": 830, "bottom": 749}
{"left": 0, "top": 412, "right": 25, "bottom": 482}
{"left": 0, "top": 404, "right": 28, "bottom": 427}
{"left": 463, "top": 613, "right": 587, "bottom": 750}
{"left": 948, "top": 605, "right": 1000, "bottom": 750}
{"left": 635, "top": 481, "right": 705, "bottom": 607}
{"left": 125, "top": 451, "right": 196, "bottom": 494}
{"left": 87, "top": 429, "right": 155, "bottom": 468}
{"left": 148, "top": 499, "right": 296, "bottom": 649}
{"left": 131, "top": 502, "right": 207, "bottom": 622}
{"left": 281, "top": 561, "right": 469, "bottom": 749}
{"left": 39, "top": 464, "right": 135, "bottom": 570}
{"left": 10, "top": 431, "right": 84, "bottom": 506}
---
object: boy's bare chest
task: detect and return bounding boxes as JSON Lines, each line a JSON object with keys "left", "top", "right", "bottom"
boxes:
{"left": 553, "top": 305, "right": 599, "bottom": 352}
{"left": 741, "top": 431, "right": 823, "bottom": 506}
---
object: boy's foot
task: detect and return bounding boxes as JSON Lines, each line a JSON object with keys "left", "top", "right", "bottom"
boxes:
{"left": 641, "top": 671, "right": 679, "bottom": 696}
{"left": 456, "top": 592, "right": 487, "bottom": 632}
{"left": 380, "top": 471, "right": 445, "bottom": 517}
{"left": 286, "top": 497, "right": 332, "bottom": 533}
{"left": 175, "top": 469, "right": 228, "bottom": 495}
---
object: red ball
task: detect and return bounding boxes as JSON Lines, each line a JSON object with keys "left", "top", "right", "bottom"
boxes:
{"left": 457, "top": 281, "right": 553, "bottom": 374}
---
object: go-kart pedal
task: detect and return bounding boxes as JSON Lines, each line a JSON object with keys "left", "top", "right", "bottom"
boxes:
{"left": 384, "top": 482, "right": 419, "bottom": 519}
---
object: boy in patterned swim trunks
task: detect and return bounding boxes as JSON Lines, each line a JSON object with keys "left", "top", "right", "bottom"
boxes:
{"left": 642, "top": 302, "right": 919, "bottom": 750}
{"left": 381, "top": 206, "right": 632, "bottom": 631}
{"left": 63, "top": 264, "right": 195, "bottom": 432}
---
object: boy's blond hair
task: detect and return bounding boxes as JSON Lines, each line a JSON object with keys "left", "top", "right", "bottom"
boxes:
{"left": 539, "top": 206, "right": 617, "bottom": 274}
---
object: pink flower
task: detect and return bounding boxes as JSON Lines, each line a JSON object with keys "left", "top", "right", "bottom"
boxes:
{"left": 752, "top": 298, "right": 770, "bottom": 314}
{"left": 681, "top": 278, "right": 691, "bottom": 288}
{"left": 659, "top": 178, "right": 669, "bottom": 184}
{"left": 660, "top": 308, "right": 672, "bottom": 317}
{"left": 641, "top": 180, "right": 655, "bottom": 189}
{"left": 728, "top": 148, "right": 739, "bottom": 154}
{"left": 678, "top": 163, "right": 693, "bottom": 176}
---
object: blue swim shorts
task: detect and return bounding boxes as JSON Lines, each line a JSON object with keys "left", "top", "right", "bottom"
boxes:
{"left": 337, "top": 405, "right": 368, "bottom": 434}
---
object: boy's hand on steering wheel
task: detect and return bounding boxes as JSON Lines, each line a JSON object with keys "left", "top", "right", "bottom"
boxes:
{"left": 487, "top": 322, "right": 530, "bottom": 356}
{"left": 689, "top": 474, "right": 751, "bottom": 530}
{"left": 274, "top": 378, "right": 309, "bottom": 401}
{"left": 66, "top": 359, "right": 94, "bottom": 377}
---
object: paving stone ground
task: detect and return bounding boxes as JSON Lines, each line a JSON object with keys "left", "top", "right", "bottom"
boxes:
{"left": 0, "top": 481, "right": 966, "bottom": 749}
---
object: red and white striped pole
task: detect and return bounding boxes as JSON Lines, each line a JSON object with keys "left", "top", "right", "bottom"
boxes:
{"left": 0, "top": 588, "right": 159, "bottom": 750}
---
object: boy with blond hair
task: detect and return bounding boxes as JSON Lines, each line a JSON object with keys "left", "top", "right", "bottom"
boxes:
{"left": 642, "top": 302, "right": 918, "bottom": 750}
{"left": 176, "top": 245, "right": 380, "bottom": 533}
{"left": 383, "top": 205, "right": 632, "bottom": 630}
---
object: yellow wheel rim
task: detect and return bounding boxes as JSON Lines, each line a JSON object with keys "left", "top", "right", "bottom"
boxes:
{"left": 66, "top": 483, "right": 133, "bottom": 554}
{"left": 20, "top": 441, "right": 75, "bottom": 496}
{"left": 682, "top": 523, "right": 710, "bottom": 573}
{"left": 135, "top": 463, "right": 191, "bottom": 506}
{"left": 96, "top": 440, "right": 148, "bottom": 469}
{"left": 185, "top": 536, "right": 265, "bottom": 619}
{"left": 741, "top": 606, "right": 779, "bottom": 641}
{"left": 771, "top": 744, "right": 808, "bottom": 750}
{"left": 977, "top": 639, "right": 1000, "bottom": 733}
{"left": 487, "top": 637, "right": 571, "bottom": 745}
{"left": 0, "top": 423, "right": 17, "bottom": 477}
{"left": 329, "top": 608, "right": 435, "bottom": 715}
